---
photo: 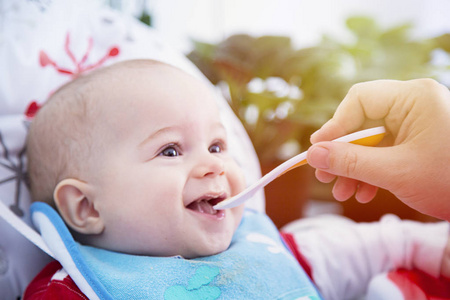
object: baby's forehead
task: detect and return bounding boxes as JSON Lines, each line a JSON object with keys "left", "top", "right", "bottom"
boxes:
{"left": 96, "top": 62, "right": 216, "bottom": 104}
{"left": 86, "top": 61, "right": 221, "bottom": 122}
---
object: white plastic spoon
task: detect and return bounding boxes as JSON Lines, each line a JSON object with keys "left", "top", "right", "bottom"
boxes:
{"left": 214, "top": 126, "right": 386, "bottom": 210}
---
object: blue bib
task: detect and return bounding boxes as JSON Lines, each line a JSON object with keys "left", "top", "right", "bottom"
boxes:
{"left": 31, "top": 203, "right": 322, "bottom": 299}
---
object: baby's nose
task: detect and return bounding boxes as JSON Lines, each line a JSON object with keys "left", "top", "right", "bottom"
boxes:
{"left": 193, "top": 155, "right": 225, "bottom": 178}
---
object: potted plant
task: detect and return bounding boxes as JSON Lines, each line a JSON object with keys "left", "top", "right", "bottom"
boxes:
{"left": 187, "top": 16, "right": 450, "bottom": 226}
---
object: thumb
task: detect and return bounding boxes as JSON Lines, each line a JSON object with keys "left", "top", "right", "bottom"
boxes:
{"left": 307, "top": 141, "right": 403, "bottom": 189}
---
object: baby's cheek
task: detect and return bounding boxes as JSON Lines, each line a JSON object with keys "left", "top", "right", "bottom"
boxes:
{"left": 227, "top": 161, "right": 246, "bottom": 196}
{"left": 231, "top": 204, "right": 245, "bottom": 232}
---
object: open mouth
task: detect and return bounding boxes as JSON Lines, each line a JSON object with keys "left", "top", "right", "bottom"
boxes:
{"left": 187, "top": 194, "right": 226, "bottom": 216}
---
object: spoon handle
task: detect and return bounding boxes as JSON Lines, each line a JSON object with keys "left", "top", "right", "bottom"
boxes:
{"left": 214, "top": 126, "right": 386, "bottom": 210}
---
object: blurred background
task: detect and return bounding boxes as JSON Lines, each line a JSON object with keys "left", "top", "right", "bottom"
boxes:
{"left": 108, "top": 0, "right": 450, "bottom": 227}
{"left": 108, "top": 0, "right": 450, "bottom": 53}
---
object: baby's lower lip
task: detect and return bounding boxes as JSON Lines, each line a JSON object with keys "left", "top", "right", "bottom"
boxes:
{"left": 189, "top": 208, "right": 226, "bottom": 220}
{"left": 212, "top": 210, "right": 225, "bottom": 220}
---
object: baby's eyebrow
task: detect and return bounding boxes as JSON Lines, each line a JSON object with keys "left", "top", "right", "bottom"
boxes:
{"left": 210, "top": 122, "right": 228, "bottom": 139}
{"left": 214, "top": 122, "right": 226, "bottom": 133}
{"left": 138, "top": 122, "right": 226, "bottom": 148}
{"left": 138, "top": 126, "right": 179, "bottom": 148}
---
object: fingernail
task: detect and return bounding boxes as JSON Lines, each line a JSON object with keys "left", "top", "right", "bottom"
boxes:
{"left": 308, "top": 146, "right": 330, "bottom": 169}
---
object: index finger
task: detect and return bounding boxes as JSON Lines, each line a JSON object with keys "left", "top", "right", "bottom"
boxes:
{"left": 311, "top": 79, "right": 404, "bottom": 143}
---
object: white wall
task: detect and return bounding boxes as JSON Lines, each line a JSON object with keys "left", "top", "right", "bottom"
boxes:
{"left": 149, "top": 0, "right": 450, "bottom": 53}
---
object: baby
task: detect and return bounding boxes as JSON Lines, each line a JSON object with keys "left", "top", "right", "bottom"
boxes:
{"left": 27, "top": 59, "right": 245, "bottom": 260}
{"left": 25, "top": 59, "right": 450, "bottom": 299}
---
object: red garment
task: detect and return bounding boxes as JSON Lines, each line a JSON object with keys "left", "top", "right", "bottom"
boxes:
{"left": 280, "top": 231, "right": 314, "bottom": 281}
{"left": 388, "top": 268, "right": 450, "bottom": 300}
{"left": 23, "top": 261, "right": 87, "bottom": 300}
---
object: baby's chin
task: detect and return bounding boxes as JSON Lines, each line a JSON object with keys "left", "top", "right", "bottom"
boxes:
{"left": 180, "top": 239, "right": 233, "bottom": 259}
{"left": 182, "top": 221, "right": 243, "bottom": 259}
{"left": 180, "top": 231, "right": 240, "bottom": 259}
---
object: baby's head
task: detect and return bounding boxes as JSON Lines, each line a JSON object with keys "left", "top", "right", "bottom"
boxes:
{"left": 27, "top": 59, "right": 246, "bottom": 258}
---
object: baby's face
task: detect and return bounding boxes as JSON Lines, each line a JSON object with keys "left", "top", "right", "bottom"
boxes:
{"left": 87, "top": 64, "right": 246, "bottom": 258}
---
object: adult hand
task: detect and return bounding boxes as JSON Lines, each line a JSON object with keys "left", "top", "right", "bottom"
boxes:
{"left": 306, "top": 79, "right": 450, "bottom": 221}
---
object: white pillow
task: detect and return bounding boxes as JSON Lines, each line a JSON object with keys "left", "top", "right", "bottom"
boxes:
{"left": 0, "top": 0, "right": 263, "bottom": 297}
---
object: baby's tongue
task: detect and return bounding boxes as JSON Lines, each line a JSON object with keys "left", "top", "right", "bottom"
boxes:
{"left": 189, "top": 200, "right": 217, "bottom": 215}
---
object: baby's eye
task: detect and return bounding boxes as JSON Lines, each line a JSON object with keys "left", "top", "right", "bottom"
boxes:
{"left": 209, "top": 143, "right": 223, "bottom": 154}
{"left": 160, "top": 146, "right": 179, "bottom": 157}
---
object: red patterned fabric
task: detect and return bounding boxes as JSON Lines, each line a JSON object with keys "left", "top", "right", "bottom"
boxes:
{"left": 23, "top": 261, "right": 87, "bottom": 300}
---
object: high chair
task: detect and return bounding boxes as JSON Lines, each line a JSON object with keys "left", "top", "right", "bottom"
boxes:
{"left": 1, "top": 0, "right": 448, "bottom": 299}
{"left": 0, "top": 1, "right": 263, "bottom": 298}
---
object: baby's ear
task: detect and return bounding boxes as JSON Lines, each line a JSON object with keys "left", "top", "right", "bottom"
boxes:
{"left": 54, "top": 179, "right": 104, "bottom": 235}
